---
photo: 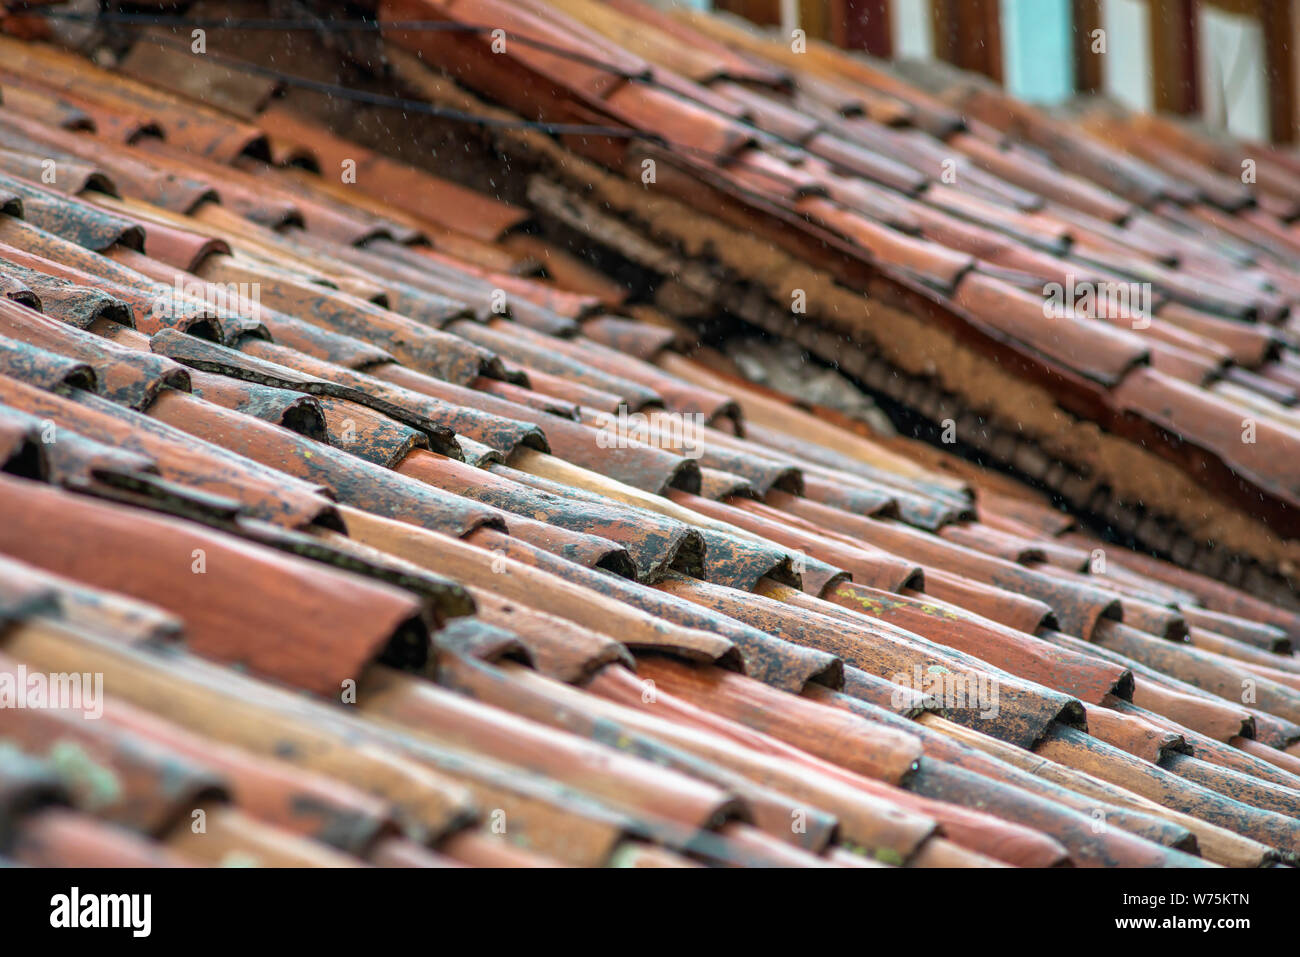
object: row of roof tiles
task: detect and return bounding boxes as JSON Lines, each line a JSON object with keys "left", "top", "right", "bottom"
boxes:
{"left": 0, "top": 4, "right": 1297, "bottom": 867}
{"left": 355, "top": 0, "right": 1300, "bottom": 552}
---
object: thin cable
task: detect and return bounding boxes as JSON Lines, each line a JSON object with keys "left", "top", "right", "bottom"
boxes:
{"left": 18, "top": 9, "right": 652, "bottom": 81}
{"left": 143, "top": 33, "right": 807, "bottom": 193}
{"left": 15, "top": 7, "right": 815, "bottom": 193}
{"left": 139, "top": 29, "right": 659, "bottom": 142}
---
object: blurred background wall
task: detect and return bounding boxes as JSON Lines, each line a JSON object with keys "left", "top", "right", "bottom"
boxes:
{"left": 688, "top": 0, "right": 1297, "bottom": 143}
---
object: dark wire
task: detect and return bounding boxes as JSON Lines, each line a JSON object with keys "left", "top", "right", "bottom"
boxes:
{"left": 18, "top": 9, "right": 653, "bottom": 81}
{"left": 143, "top": 29, "right": 661, "bottom": 142}
{"left": 16, "top": 7, "right": 803, "bottom": 188}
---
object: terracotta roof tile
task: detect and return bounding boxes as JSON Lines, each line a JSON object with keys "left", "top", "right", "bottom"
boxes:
{"left": 146, "top": 386, "right": 507, "bottom": 538}
{"left": 810, "top": 684, "right": 1203, "bottom": 864}
{"left": 145, "top": 330, "right": 452, "bottom": 454}
{"left": 0, "top": 554, "right": 180, "bottom": 643}
{"left": 0, "top": 655, "right": 227, "bottom": 832}
{"left": 6, "top": 619, "right": 479, "bottom": 843}
{"left": 0, "top": 302, "right": 184, "bottom": 403}
{"left": 0, "top": 146, "right": 115, "bottom": 201}
{"left": 953, "top": 271, "right": 1151, "bottom": 387}
{"left": 439, "top": 652, "right": 838, "bottom": 850}
{"left": 0, "top": 172, "right": 143, "bottom": 251}
{"left": 361, "top": 664, "right": 749, "bottom": 829}
{"left": 1113, "top": 367, "right": 1300, "bottom": 513}
{"left": 466, "top": 589, "right": 632, "bottom": 681}
{"left": 0, "top": 371, "right": 339, "bottom": 528}
{"left": 0, "top": 475, "right": 430, "bottom": 694}
{"left": 0, "top": 36, "right": 267, "bottom": 161}
{"left": 0, "top": 108, "right": 219, "bottom": 213}
{"left": 577, "top": 666, "right": 940, "bottom": 861}
{"left": 627, "top": 665, "right": 1070, "bottom": 868}
{"left": 657, "top": 570, "right": 1082, "bottom": 749}
{"left": 0, "top": 78, "right": 97, "bottom": 132}
{"left": 452, "top": 319, "right": 662, "bottom": 410}
{"left": 920, "top": 711, "right": 1273, "bottom": 866}
{"left": 0, "top": 221, "right": 250, "bottom": 340}
{"left": 8, "top": 807, "right": 191, "bottom": 868}
{"left": 97, "top": 700, "right": 403, "bottom": 856}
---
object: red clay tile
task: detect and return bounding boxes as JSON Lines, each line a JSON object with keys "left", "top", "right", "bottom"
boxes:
{"left": 811, "top": 685, "right": 1200, "bottom": 865}
{"left": 1112, "top": 367, "right": 1300, "bottom": 515}
{"left": 10, "top": 808, "right": 191, "bottom": 868}
{"left": 397, "top": 449, "right": 701, "bottom": 581}
{"left": 0, "top": 476, "right": 436, "bottom": 696}
{"left": 451, "top": 319, "right": 662, "bottom": 410}
{"left": 0, "top": 146, "right": 114, "bottom": 201}
{"left": 609, "top": 0, "right": 787, "bottom": 83}
{"left": 342, "top": 507, "right": 737, "bottom": 668}
{"left": 0, "top": 108, "right": 219, "bottom": 213}
{"left": 256, "top": 105, "right": 529, "bottom": 242}
{"left": 0, "top": 655, "right": 228, "bottom": 834}
{"left": 361, "top": 664, "right": 748, "bottom": 831}
{"left": 797, "top": 196, "right": 973, "bottom": 290}
{"left": 145, "top": 387, "right": 505, "bottom": 537}
{"left": 630, "top": 661, "right": 1079, "bottom": 867}
{"left": 437, "top": 651, "right": 838, "bottom": 851}
{"left": 466, "top": 529, "right": 840, "bottom": 691}
{"left": 655, "top": 571, "right": 1081, "bottom": 749}
{"left": 822, "top": 580, "right": 1128, "bottom": 703}
{"left": 803, "top": 132, "right": 928, "bottom": 194}
{"left": 0, "top": 171, "right": 143, "bottom": 251}
{"left": 947, "top": 132, "right": 1132, "bottom": 223}
{"left": 0, "top": 77, "right": 98, "bottom": 131}
{"left": 0, "top": 36, "right": 266, "bottom": 161}
{"left": 490, "top": 367, "right": 621, "bottom": 414}
{"left": 578, "top": 665, "right": 941, "bottom": 861}
{"left": 953, "top": 271, "right": 1150, "bottom": 387}
{"left": 2, "top": 10, "right": 1299, "bottom": 870}
{"left": 0, "top": 370, "right": 339, "bottom": 528}
{"left": 467, "top": 589, "right": 632, "bottom": 681}
{"left": 5, "top": 618, "right": 481, "bottom": 846}
{"left": 1033, "top": 723, "right": 1300, "bottom": 856}
{"left": 674, "top": 491, "right": 920, "bottom": 592}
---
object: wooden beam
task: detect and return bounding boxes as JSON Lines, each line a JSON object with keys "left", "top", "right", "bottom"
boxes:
{"left": 800, "top": 0, "right": 832, "bottom": 39}
{"left": 1073, "top": 0, "right": 1103, "bottom": 94}
{"left": 716, "top": 0, "right": 783, "bottom": 27}
{"left": 1261, "top": 0, "right": 1297, "bottom": 142}
{"left": 933, "top": 0, "right": 1002, "bottom": 82}
{"left": 832, "top": 0, "right": 891, "bottom": 53}
{"left": 1151, "top": 0, "right": 1199, "bottom": 114}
